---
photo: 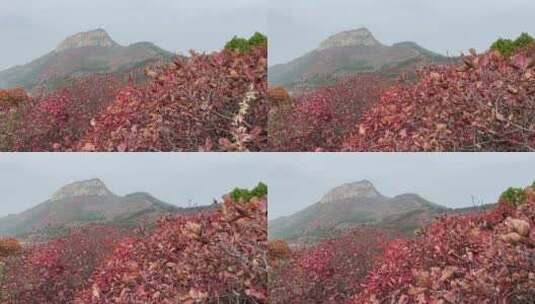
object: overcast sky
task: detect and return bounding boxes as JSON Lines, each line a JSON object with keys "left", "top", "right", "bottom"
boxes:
{"left": 0, "top": 0, "right": 267, "bottom": 70}
{"left": 1, "top": 153, "right": 533, "bottom": 219}
{"left": 267, "top": 153, "right": 535, "bottom": 220}
{"left": 269, "top": 0, "right": 535, "bottom": 64}
{"left": 0, "top": 153, "right": 267, "bottom": 217}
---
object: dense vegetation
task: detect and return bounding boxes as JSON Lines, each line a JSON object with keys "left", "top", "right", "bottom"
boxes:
{"left": 491, "top": 33, "right": 534, "bottom": 56}
{"left": 226, "top": 32, "right": 268, "bottom": 53}
{"left": 344, "top": 45, "right": 535, "bottom": 151}
{"left": 0, "top": 36, "right": 267, "bottom": 152}
{"left": 269, "top": 35, "right": 535, "bottom": 152}
{"left": 231, "top": 182, "right": 268, "bottom": 202}
{"left": 268, "top": 75, "right": 390, "bottom": 151}
{"left": 0, "top": 189, "right": 267, "bottom": 303}
{"left": 353, "top": 184, "right": 535, "bottom": 303}
{"left": 270, "top": 229, "right": 391, "bottom": 304}
{"left": 269, "top": 183, "right": 535, "bottom": 303}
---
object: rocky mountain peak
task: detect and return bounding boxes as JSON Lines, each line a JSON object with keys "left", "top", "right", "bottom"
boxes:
{"left": 55, "top": 29, "right": 119, "bottom": 52}
{"left": 318, "top": 28, "right": 381, "bottom": 50}
{"left": 51, "top": 178, "right": 113, "bottom": 200}
{"left": 320, "top": 180, "right": 381, "bottom": 203}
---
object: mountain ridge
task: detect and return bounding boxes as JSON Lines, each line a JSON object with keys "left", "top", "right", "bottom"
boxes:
{"left": 268, "top": 180, "right": 453, "bottom": 242}
{"left": 269, "top": 28, "right": 451, "bottom": 91}
{"left": 0, "top": 29, "right": 174, "bottom": 91}
{"left": 0, "top": 178, "right": 211, "bottom": 237}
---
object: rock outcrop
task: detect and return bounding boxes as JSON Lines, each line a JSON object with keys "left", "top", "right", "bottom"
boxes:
{"left": 55, "top": 29, "right": 119, "bottom": 52}
{"left": 52, "top": 178, "right": 114, "bottom": 200}
{"left": 320, "top": 180, "right": 381, "bottom": 203}
{"left": 318, "top": 28, "right": 381, "bottom": 50}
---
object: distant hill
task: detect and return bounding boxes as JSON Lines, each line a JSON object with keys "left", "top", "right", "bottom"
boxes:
{"left": 268, "top": 180, "right": 448, "bottom": 242}
{"left": 268, "top": 180, "right": 492, "bottom": 243}
{"left": 0, "top": 29, "right": 174, "bottom": 91}
{"left": 269, "top": 28, "right": 452, "bottom": 91}
{"left": 0, "top": 178, "right": 210, "bottom": 237}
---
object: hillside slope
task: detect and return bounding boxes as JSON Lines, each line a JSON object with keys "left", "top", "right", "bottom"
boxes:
{"left": 0, "top": 178, "right": 205, "bottom": 237}
{"left": 0, "top": 29, "right": 173, "bottom": 91}
{"left": 269, "top": 28, "right": 450, "bottom": 90}
{"left": 268, "top": 180, "right": 449, "bottom": 241}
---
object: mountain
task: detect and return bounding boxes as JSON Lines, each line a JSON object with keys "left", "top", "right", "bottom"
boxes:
{"left": 0, "top": 29, "right": 174, "bottom": 91}
{"left": 0, "top": 178, "right": 207, "bottom": 237}
{"left": 268, "top": 180, "right": 450, "bottom": 242}
{"left": 269, "top": 28, "right": 451, "bottom": 90}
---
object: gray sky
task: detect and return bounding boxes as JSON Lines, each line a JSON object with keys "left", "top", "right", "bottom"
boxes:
{"left": 2, "top": 153, "right": 534, "bottom": 220}
{"left": 0, "top": 0, "right": 267, "bottom": 70}
{"left": 267, "top": 153, "right": 535, "bottom": 220}
{"left": 0, "top": 153, "right": 267, "bottom": 216}
{"left": 269, "top": 0, "right": 535, "bottom": 64}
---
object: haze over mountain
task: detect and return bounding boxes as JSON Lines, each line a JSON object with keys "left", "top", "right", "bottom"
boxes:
{"left": 269, "top": 0, "right": 535, "bottom": 65}
{"left": 0, "top": 178, "right": 209, "bottom": 237}
{"left": 0, "top": 29, "right": 173, "bottom": 90}
{"left": 269, "top": 27, "right": 450, "bottom": 89}
{"left": 0, "top": 0, "right": 268, "bottom": 71}
{"left": 269, "top": 180, "right": 451, "bottom": 241}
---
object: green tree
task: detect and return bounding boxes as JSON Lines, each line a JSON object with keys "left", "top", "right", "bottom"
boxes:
{"left": 225, "top": 32, "right": 267, "bottom": 53}
{"left": 248, "top": 32, "right": 267, "bottom": 46}
{"left": 225, "top": 36, "right": 251, "bottom": 53}
{"left": 491, "top": 38, "right": 516, "bottom": 56}
{"left": 500, "top": 187, "right": 527, "bottom": 207}
{"left": 514, "top": 32, "right": 535, "bottom": 49}
{"left": 230, "top": 182, "right": 268, "bottom": 202}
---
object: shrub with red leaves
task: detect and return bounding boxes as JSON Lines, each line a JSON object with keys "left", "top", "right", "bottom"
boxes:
{"left": 74, "top": 195, "right": 268, "bottom": 303}
{"left": 0, "top": 74, "right": 121, "bottom": 151}
{"left": 344, "top": 48, "right": 535, "bottom": 151}
{"left": 0, "top": 225, "right": 122, "bottom": 304}
{"left": 269, "top": 228, "right": 389, "bottom": 304}
{"left": 268, "top": 75, "right": 389, "bottom": 151}
{"left": 78, "top": 45, "right": 268, "bottom": 152}
{"left": 351, "top": 185, "right": 535, "bottom": 303}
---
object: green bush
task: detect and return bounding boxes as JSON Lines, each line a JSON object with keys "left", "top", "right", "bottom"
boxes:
{"left": 514, "top": 32, "right": 535, "bottom": 49}
{"left": 491, "top": 38, "right": 516, "bottom": 56}
{"left": 231, "top": 182, "right": 268, "bottom": 202}
{"left": 500, "top": 187, "right": 527, "bottom": 207}
{"left": 225, "top": 36, "right": 251, "bottom": 53}
{"left": 248, "top": 32, "right": 267, "bottom": 47}
{"left": 225, "top": 32, "right": 267, "bottom": 53}
{"left": 491, "top": 32, "right": 535, "bottom": 56}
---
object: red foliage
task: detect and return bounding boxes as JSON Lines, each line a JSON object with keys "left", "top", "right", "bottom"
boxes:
{"left": 269, "top": 228, "right": 390, "bottom": 304}
{"left": 0, "top": 225, "right": 122, "bottom": 304}
{"left": 351, "top": 189, "right": 535, "bottom": 303}
{"left": 78, "top": 46, "right": 268, "bottom": 152}
{"left": 0, "top": 46, "right": 266, "bottom": 152}
{"left": 344, "top": 49, "right": 535, "bottom": 151}
{"left": 268, "top": 75, "right": 389, "bottom": 151}
{"left": 0, "top": 74, "right": 121, "bottom": 151}
{"left": 74, "top": 196, "right": 268, "bottom": 303}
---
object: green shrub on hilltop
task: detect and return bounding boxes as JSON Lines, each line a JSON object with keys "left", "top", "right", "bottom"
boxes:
{"left": 225, "top": 32, "right": 267, "bottom": 53}
{"left": 491, "top": 32, "right": 534, "bottom": 56}
{"left": 225, "top": 36, "right": 251, "bottom": 53}
{"left": 231, "top": 182, "right": 268, "bottom": 202}
{"left": 248, "top": 32, "right": 268, "bottom": 47}
{"left": 514, "top": 32, "right": 535, "bottom": 48}
{"left": 491, "top": 38, "right": 516, "bottom": 56}
{"left": 500, "top": 187, "right": 527, "bottom": 207}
